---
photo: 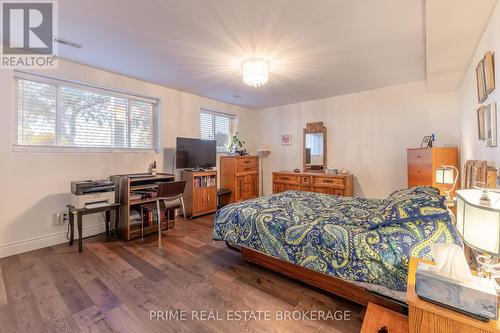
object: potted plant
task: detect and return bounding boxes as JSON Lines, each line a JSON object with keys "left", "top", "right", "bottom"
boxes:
{"left": 227, "top": 132, "right": 246, "bottom": 155}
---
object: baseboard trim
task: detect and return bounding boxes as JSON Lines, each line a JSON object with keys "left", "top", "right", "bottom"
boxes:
{"left": 0, "top": 223, "right": 105, "bottom": 258}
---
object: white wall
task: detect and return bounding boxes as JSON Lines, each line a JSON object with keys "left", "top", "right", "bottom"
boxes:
{"left": 458, "top": 2, "right": 500, "bottom": 170}
{"left": 257, "top": 81, "right": 459, "bottom": 198}
{"left": 0, "top": 59, "right": 258, "bottom": 258}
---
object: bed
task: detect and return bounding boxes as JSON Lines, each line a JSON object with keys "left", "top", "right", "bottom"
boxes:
{"left": 212, "top": 186, "right": 462, "bottom": 312}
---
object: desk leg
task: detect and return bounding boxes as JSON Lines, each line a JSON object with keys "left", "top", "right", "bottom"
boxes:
{"left": 105, "top": 210, "right": 110, "bottom": 238}
{"left": 78, "top": 214, "right": 83, "bottom": 252}
{"left": 114, "top": 208, "right": 119, "bottom": 240}
{"left": 69, "top": 210, "right": 74, "bottom": 246}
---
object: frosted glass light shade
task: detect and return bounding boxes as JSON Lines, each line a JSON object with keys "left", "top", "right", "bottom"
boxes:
{"left": 456, "top": 189, "right": 500, "bottom": 256}
{"left": 242, "top": 58, "right": 269, "bottom": 87}
{"left": 435, "top": 167, "right": 454, "bottom": 184}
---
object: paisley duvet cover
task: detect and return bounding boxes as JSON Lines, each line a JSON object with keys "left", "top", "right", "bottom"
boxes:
{"left": 212, "top": 187, "right": 462, "bottom": 291}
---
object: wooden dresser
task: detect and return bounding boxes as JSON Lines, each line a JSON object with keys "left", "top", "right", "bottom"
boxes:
{"left": 407, "top": 147, "right": 459, "bottom": 196}
{"left": 181, "top": 170, "right": 217, "bottom": 218}
{"left": 272, "top": 171, "right": 353, "bottom": 196}
{"left": 220, "top": 156, "right": 259, "bottom": 203}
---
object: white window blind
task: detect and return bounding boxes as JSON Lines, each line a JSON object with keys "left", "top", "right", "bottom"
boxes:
{"left": 14, "top": 73, "right": 158, "bottom": 152}
{"left": 200, "top": 110, "right": 234, "bottom": 152}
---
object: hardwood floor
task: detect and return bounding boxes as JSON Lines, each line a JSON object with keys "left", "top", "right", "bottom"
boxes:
{"left": 0, "top": 214, "right": 364, "bottom": 333}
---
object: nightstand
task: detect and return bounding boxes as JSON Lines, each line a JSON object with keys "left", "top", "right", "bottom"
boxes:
{"left": 407, "top": 257, "right": 500, "bottom": 333}
{"left": 360, "top": 302, "right": 408, "bottom": 333}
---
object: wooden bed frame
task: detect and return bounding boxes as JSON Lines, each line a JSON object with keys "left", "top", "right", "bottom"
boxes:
{"left": 237, "top": 245, "right": 407, "bottom": 314}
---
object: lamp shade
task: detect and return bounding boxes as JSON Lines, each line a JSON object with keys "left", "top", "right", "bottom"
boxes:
{"left": 456, "top": 189, "right": 500, "bottom": 256}
{"left": 435, "top": 167, "right": 455, "bottom": 184}
{"left": 257, "top": 145, "right": 271, "bottom": 153}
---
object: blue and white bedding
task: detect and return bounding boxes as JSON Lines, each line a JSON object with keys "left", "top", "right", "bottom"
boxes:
{"left": 212, "top": 186, "right": 462, "bottom": 292}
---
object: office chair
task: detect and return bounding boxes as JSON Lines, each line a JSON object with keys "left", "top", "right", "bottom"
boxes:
{"left": 140, "top": 180, "right": 186, "bottom": 246}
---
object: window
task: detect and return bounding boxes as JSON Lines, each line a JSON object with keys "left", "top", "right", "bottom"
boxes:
{"left": 14, "top": 73, "right": 158, "bottom": 151}
{"left": 200, "top": 109, "right": 234, "bottom": 152}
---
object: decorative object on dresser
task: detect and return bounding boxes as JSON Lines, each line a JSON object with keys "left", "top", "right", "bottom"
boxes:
{"left": 181, "top": 170, "right": 217, "bottom": 218}
{"left": 220, "top": 156, "right": 259, "bottom": 203}
{"left": 463, "top": 160, "right": 498, "bottom": 189}
{"left": 406, "top": 147, "right": 459, "bottom": 197}
{"left": 110, "top": 173, "right": 175, "bottom": 240}
{"left": 408, "top": 257, "right": 500, "bottom": 333}
{"left": 420, "top": 135, "right": 432, "bottom": 148}
{"left": 272, "top": 171, "right": 353, "bottom": 196}
{"left": 303, "top": 122, "right": 327, "bottom": 172}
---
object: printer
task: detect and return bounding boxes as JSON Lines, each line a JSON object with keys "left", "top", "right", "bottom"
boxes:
{"left": 70, "top": 180, "right": 116, "bottom": 209}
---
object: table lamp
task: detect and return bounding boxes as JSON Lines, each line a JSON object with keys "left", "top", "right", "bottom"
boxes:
{"left": 257, "top": 145, "right": 271, "bottom": 196}
{"left": 435, "top": 165, "right": 459, "bottom": 205}
{"left": 456, "top": 188, "right": 500, "bottom": 278}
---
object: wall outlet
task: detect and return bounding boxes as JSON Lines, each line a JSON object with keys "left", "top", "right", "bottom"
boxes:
{"left": 54, "top": 212, "right": 69, "bottom": 225}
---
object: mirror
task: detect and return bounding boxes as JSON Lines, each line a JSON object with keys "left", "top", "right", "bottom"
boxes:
{"left": 303, "top": 122, "right": 327, "bottom": 172}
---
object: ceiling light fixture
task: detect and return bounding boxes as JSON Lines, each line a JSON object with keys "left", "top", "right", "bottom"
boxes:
{"left": 242, "top": 58, "right": 269, "bottom": 87}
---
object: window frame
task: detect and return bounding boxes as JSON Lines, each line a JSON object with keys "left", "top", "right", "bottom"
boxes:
{"left": 12, "top": 71, "right": 160, "bottom": 153}
{"left": 199, "top": 108, "right": 236, "bottom": 153}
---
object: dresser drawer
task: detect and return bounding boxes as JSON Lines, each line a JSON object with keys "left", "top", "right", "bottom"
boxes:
{"left": 408, "top": 164, "right": 432, "bottom": 181}
{"left": 236, "top": 158, "right": 258, "bottom": 173}
{"left": 407, "top": 149, "right": 432, "bottom": 164}
{"left": 313, "top": 177, "right": 345, "bottom": 187}
{"left": 273, "top": 174, "right": 299, "bottom": 184}
{"left": 299, "top": 175, "right": 312, "bottom": 185}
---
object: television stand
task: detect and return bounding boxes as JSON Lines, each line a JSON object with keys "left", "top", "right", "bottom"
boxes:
{"left": 180, "top": 170, "right": 217, "bottom": 218}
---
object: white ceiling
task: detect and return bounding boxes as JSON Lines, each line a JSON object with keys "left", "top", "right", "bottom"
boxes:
{"left": 426, "top": 0, "right": 497, "bottom": 92}
{"left": 57, "top": 0, "right": 428, "bottom": 109}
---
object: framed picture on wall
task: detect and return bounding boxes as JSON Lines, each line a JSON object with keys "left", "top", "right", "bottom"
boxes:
{"left": 477, "top": 106, "right": 486, "bottom": 140}
{"left": 476, "top": 59, "right": 487, "bottom": 103}
{"left": 281, "top": 134, "right": 292, "bottom": 146}
{"left": 486, "top": 103, "right": 497, "bottom": 147}
{"left": 483, "top": 51, "right": 495, "bottom": 94}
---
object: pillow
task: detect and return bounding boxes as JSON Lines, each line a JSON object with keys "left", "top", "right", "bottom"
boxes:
{"left": 368, "top": 186, "right": 449, "bottom": 230}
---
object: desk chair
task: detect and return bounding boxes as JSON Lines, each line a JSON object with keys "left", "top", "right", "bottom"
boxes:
{"left": 141, "top": 180, "right": 186, "bottom": 246}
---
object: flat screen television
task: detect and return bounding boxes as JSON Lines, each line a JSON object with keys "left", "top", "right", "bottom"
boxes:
{"left": 176, "top": 137, "right": 216, "bottom": 169}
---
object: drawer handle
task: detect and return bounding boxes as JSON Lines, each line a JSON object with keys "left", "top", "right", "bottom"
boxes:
{"left": 323, "top": 179, "right": 333, "bottom": 183}
{"left": 281, "top": 177, "right": 290, "bottom": 180}
{"left": 416, "top": 155, "right": 421, "bottom": 158}
{"left": 244, "top": 167, "right": 251, "bottom": 171}
{"left": 244, "top": 160, "right": 251, "bottom": 164}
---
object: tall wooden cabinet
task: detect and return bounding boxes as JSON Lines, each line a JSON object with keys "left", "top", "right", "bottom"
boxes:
{"left": 407, "top": 147, "right": 459, "bottom": 196}
{"left": 181, "top": 170, "right": 217, "bottom": 218}
{"left": 220, "top": 156, "right": 259, "bottom": 203}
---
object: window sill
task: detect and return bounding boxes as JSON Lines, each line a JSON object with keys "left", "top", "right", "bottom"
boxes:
{"left": 12, "top": 144, "right": 160, "bottom": 154}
